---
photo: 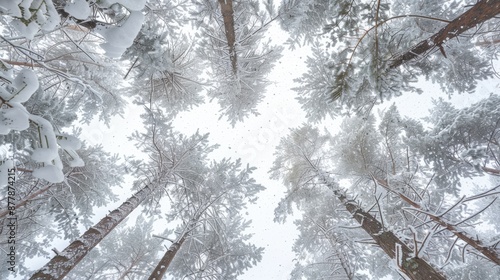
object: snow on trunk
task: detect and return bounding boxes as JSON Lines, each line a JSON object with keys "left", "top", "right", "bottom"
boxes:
{"left": 147, "top": 230, "right": 189, "bottom": 280}
{"left": 30, "top": 184, "right": 156, "bottom": 280}
{"left": 320, "top": 174, "right": 446, "bottom": 280}
{"left": 389, "top": 0, "right": 500, "bottom": 68}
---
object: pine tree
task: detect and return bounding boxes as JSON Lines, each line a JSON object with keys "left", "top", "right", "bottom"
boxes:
{"left": 192, "top": 0, "right": 283, "bottom": 125}
{"left": 285, "top": 0, "right": 499, "bottom": 122}
{"left": 148, "top": 158, "right": 264, "bottom": 279}
{"left": 389, "top": 0, "right": 500, "bottom": 68}
{"left": 29, "top": 111, "right": 217, "bottom": 279}
{"left": 272, "top": 111, "right": 500, "bottom": 278}
{"left": 271, "top": 125, "right": 446, "bottom": 279}
{"left": 66, "top": 215, "right": 166, "bottom": 280}
{"left": 406, "top": 95, "right": 500, "bottom": 187}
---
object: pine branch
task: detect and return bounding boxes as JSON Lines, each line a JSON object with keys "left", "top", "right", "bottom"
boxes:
{"left": 389, "top": 0, "right": 500, "bottom": 68}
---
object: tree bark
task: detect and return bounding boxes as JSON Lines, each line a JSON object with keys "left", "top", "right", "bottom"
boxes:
{"left": 482, "top": 166, "right": 500, "bottom": 176}
{"left": 147, "top": 231, "right": 188, "bottom": 280}
{"left": 376, "top": 178, "right": 500, "bottom": 265}
{"left": 319, "top": 176, "right": 446, "bottom": 280}
{"left": 218, "top": 0, "right": 238, "bottom": 74}
{"left": 30, "top": 184, "right": 154, "bottom": 280}
{"left": 389, "top": 0, "right": 500, "bottom": 68}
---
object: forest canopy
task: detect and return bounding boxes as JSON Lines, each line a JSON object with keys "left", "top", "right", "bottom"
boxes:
{"left": 1, "top": 1, "right": 500, "bottom": 279}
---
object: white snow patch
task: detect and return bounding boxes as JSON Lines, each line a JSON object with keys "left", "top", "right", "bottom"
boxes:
{"left": 11, "top": 19, "right": 39, "bottom": 40}
{"left": 0, "top": 102, "right": 30, "bottom": 134}
{"left": 57, "top": 134, "right": 82, "bottom": 150}
{"left": 4, "top": 0, "right": 59, "bottom": 39}
{"left": 18, "top": 0, "right": 31, "bottom": 20}
{"left": 0, "top": 0, "right": 22, "bottom": 17}
{"left": 40, "top": 0, "right": 59, "bottom": 31}
{"left": 32, "top": 164, "right": 64, "bottom": 183}
{"left": 29, "top": 115, "right": 59, "bottom": 162}
{"left": 11, "top": 69, "right": 39, "bottom": 102}
{"left": 97, "top": 11, "right": 144, "bottom": 58}
{"left": 31, "top": 148, "right": 58, "bottom": 163}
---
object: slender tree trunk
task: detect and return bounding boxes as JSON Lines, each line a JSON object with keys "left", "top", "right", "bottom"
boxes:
{"left": 389, "top": 0, "right": 500, "bottom": 68}
{"left": 147, "top": 232, "right": 188, "bottom": 280}
{"left": 218, "top": 0, "right": 238, "bottom": 74}
{"left": 148, "top": 215, "right": 202, "bottom": 280}
{"left": 318, "top": 175, "right": 446, "bottom": 280}
{"left": 376, "top": 178, "right": 500, "bottom": 265}
{"left": 335, "top": 247, "right": 354, "bottom": 280}
{"left": 30, "top": 184, "right": 155, "bottom": 280}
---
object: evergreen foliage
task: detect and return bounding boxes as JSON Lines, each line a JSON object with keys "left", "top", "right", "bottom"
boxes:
{"left": 1, "top": 0, "right": 499, "bottom": 279}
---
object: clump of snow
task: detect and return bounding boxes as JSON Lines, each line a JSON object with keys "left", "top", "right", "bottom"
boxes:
{"left": 32, "top": 164, "right": 64, "bottom": 183}
{"left": 53, "top": 153, "right": 63, "bottom": 169}
{"left": 29, "top": 115, "right": 59, "bottom": 162}
{"left": 0, "top": 0, "right": 23, "bottom": 17}
{"left": 40, "top": 0, "right": 59, "bottom": 31}
{"left": 2, "top": 0, "right": 59, "bottom": 40}
{"left": 97, "top": 11, "right": 144, "bottom": 58}
{"left": 11, "top": 19, "right": 39, "bottom": 40}
{"left": 98, "top": 0, "right": 146, "bottom": 11}
{"left": 65, "top": 149, "right": 85, "bottom": 167}
{"left": 11, "top": 69, "right": 39, "bottom": 102}
{"left": 57, "top": 134, "right": 82, "bottom": 150}
{"left": 0, "top": 159, "right": 14, "bottom": 187}
{"left": 0, "top": 102, "right": 30, "bottom": 134}
{"left": 64, "top": 0, "right": 91, "bottom": 20}
{"left": 0, "top": 67, "right": 86, "bottom": 182}
{"left": 57, "top": 134, "right": 85, "bottom": 167}
{"left": 31, "top": 148, "right": 58, "bottom": 163}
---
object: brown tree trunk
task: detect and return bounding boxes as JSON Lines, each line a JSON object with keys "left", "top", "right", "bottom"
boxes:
{"left": 218, "top": 0, "right": 238, "bottom": 74}
{"left": 376, "top": 178, "right": 500, "bottom": 265}
{"left": 319, "top": 176, "right": 446, "bottom": 280}
{"left": 482, "top": 166, "right": 500, "bottom": 176}
{"left": 147, "top": 232, "right": 188, "bottom": 280}
{"left": 30, "top": 184, "right": 155, "bottom": 280}
{"left": 389, "top": 0, "right": 500, "bottom": 68}
{"left": 334, "top": 189, "right": 446, "bottom": 279}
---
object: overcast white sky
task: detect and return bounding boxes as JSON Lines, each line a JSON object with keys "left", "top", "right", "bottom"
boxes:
{"left": 170, "top": 32, "right": 309, "bottom": 279}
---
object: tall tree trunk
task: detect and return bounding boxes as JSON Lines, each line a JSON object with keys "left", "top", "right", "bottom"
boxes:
{"left": 147, "top": 231, "right": 189, "bottom": 280}
{"left": 319, "top": 175, "right": 446, "bottom": 280}
{"left": 389, "top": 0, "right": 500, "bottom": 68}
{"left": 375, "top": 178, "right": 500, "bottom": 265}
{"left": 148, "top": 212, "right": 203, "bottom": 280}
{"left": 218, "top": 0, "right": 238, "bottom": 74}
{"left": 30, "top": 184, "right": 155, "bottom": 280}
